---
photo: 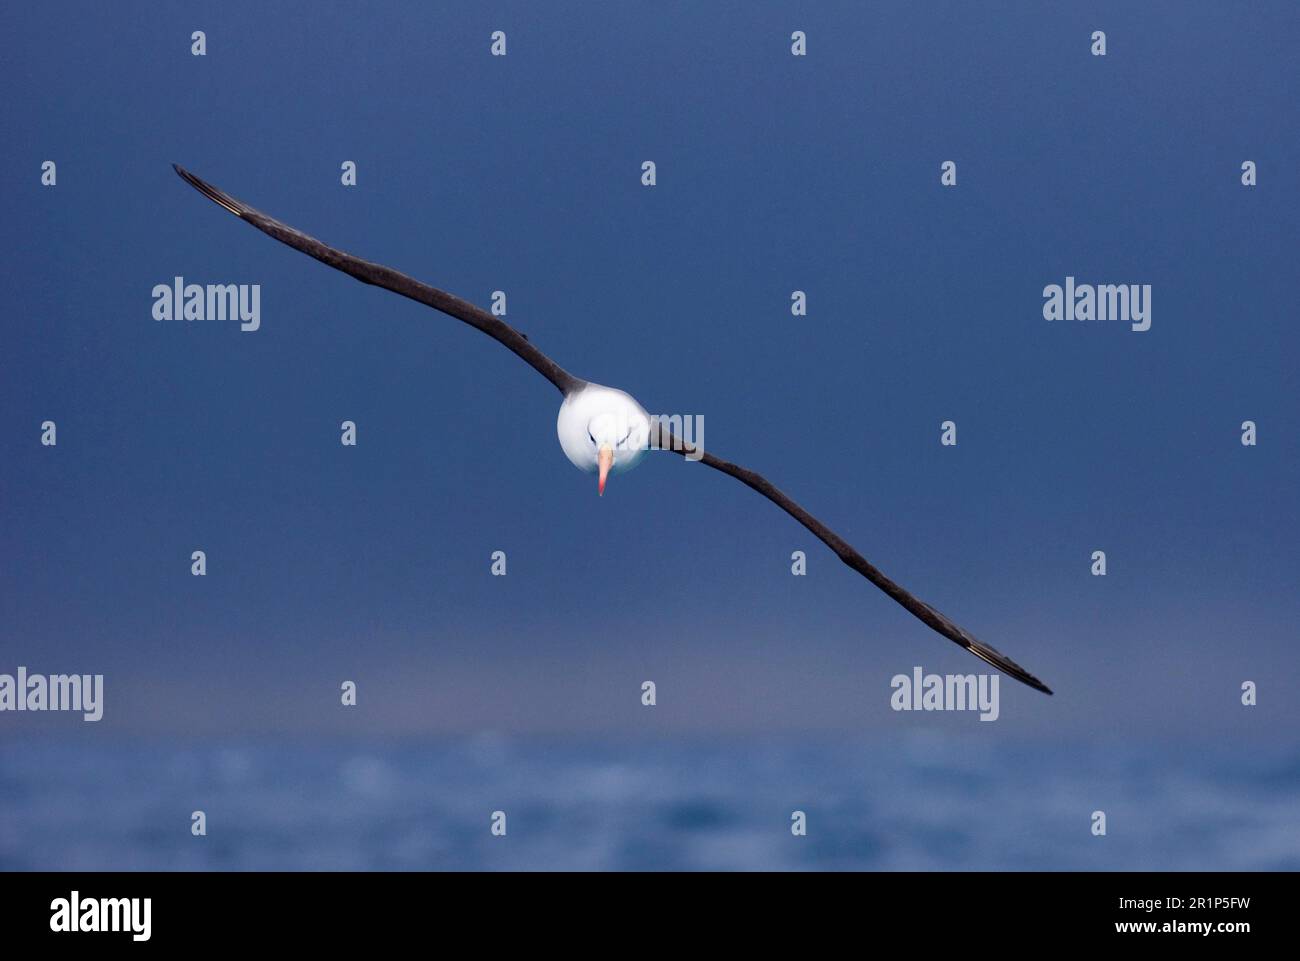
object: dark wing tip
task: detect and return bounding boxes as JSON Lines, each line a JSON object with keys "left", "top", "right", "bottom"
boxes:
{"left": 965, "top": 637, "right": 1054, "bottom": 695}
{"left": 172, "top": 164, "right": 246, "bottom": 218}
{"left": 914, "top": 600, "right": 1053, "bottom": 695}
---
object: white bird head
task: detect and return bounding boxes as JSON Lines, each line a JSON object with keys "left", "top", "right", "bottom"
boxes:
{"left": 556, "top": 383, "right": 652, "bottom": 495}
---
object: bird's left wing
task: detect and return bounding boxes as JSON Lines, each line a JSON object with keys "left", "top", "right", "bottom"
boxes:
{"left": 171, "top": 165, "right": 584, "bottom": 396}
{"left": 653, "top": 426, "right": 1054, "bottom": 695}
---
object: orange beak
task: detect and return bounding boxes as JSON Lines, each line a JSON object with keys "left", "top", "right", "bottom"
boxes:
{"left": 597, "top": 445, "right": 614, "bottom": 496}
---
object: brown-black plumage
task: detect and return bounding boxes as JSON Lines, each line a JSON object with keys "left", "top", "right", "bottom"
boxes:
{"left": 172, "top": 164, "right": 584, "bottom": 396}
{"left": 172, "top": 164, "right": 1053, "bottom": 695}
{"left": 652, "top": 427, "right": 1053, "bottom": 694}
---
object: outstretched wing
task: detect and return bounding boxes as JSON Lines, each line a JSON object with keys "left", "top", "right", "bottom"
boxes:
{"left": 654, "top": 427, "right": 1054, "bottom": 694}
{"left": 172, "top": 164, "right": 584, "bottom": 396}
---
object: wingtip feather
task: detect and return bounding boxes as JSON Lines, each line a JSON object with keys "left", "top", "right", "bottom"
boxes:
{"left": 172, "top": 163, "right": 245, "bottom": 217}
{"left": 968, "top": 640, "right": 1054, "bottom": 695}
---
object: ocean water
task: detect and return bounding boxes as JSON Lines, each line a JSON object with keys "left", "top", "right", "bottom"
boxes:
{"left": 1, "top": 735, "right": 1297, "bottom": 871}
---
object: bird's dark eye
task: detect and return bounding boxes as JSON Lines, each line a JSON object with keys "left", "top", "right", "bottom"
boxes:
{"left": 588, "top": 430, "right": 596, "bottom": 445}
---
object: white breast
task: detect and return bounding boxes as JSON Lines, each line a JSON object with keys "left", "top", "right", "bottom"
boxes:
{"left": 556, "top": 383, "right": 652, "bottom": 474}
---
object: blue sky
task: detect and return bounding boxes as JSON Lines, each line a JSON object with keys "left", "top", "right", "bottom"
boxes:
{"left": 1, "top": 1, "right": 1296, "bottom": 743}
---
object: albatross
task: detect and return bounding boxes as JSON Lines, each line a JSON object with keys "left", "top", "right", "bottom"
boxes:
{"left": 172, "top": 164, "right": 1054, "bottom": 695}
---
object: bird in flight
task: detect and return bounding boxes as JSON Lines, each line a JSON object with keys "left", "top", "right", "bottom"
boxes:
{"left": 172, "top": 164, "right": 1053, "bottom": 695}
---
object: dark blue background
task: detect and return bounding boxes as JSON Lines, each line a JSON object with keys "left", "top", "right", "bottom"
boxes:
{"left": 1, "top": 2, "right": 1296, "bottom": 869}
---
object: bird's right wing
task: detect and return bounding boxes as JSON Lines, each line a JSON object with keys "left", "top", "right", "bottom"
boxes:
{"left": 653, "top": 425, "right": 1054, "bottom": 695}
{"left": 172, "top": 164, "right": 585, "bottom": 396}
